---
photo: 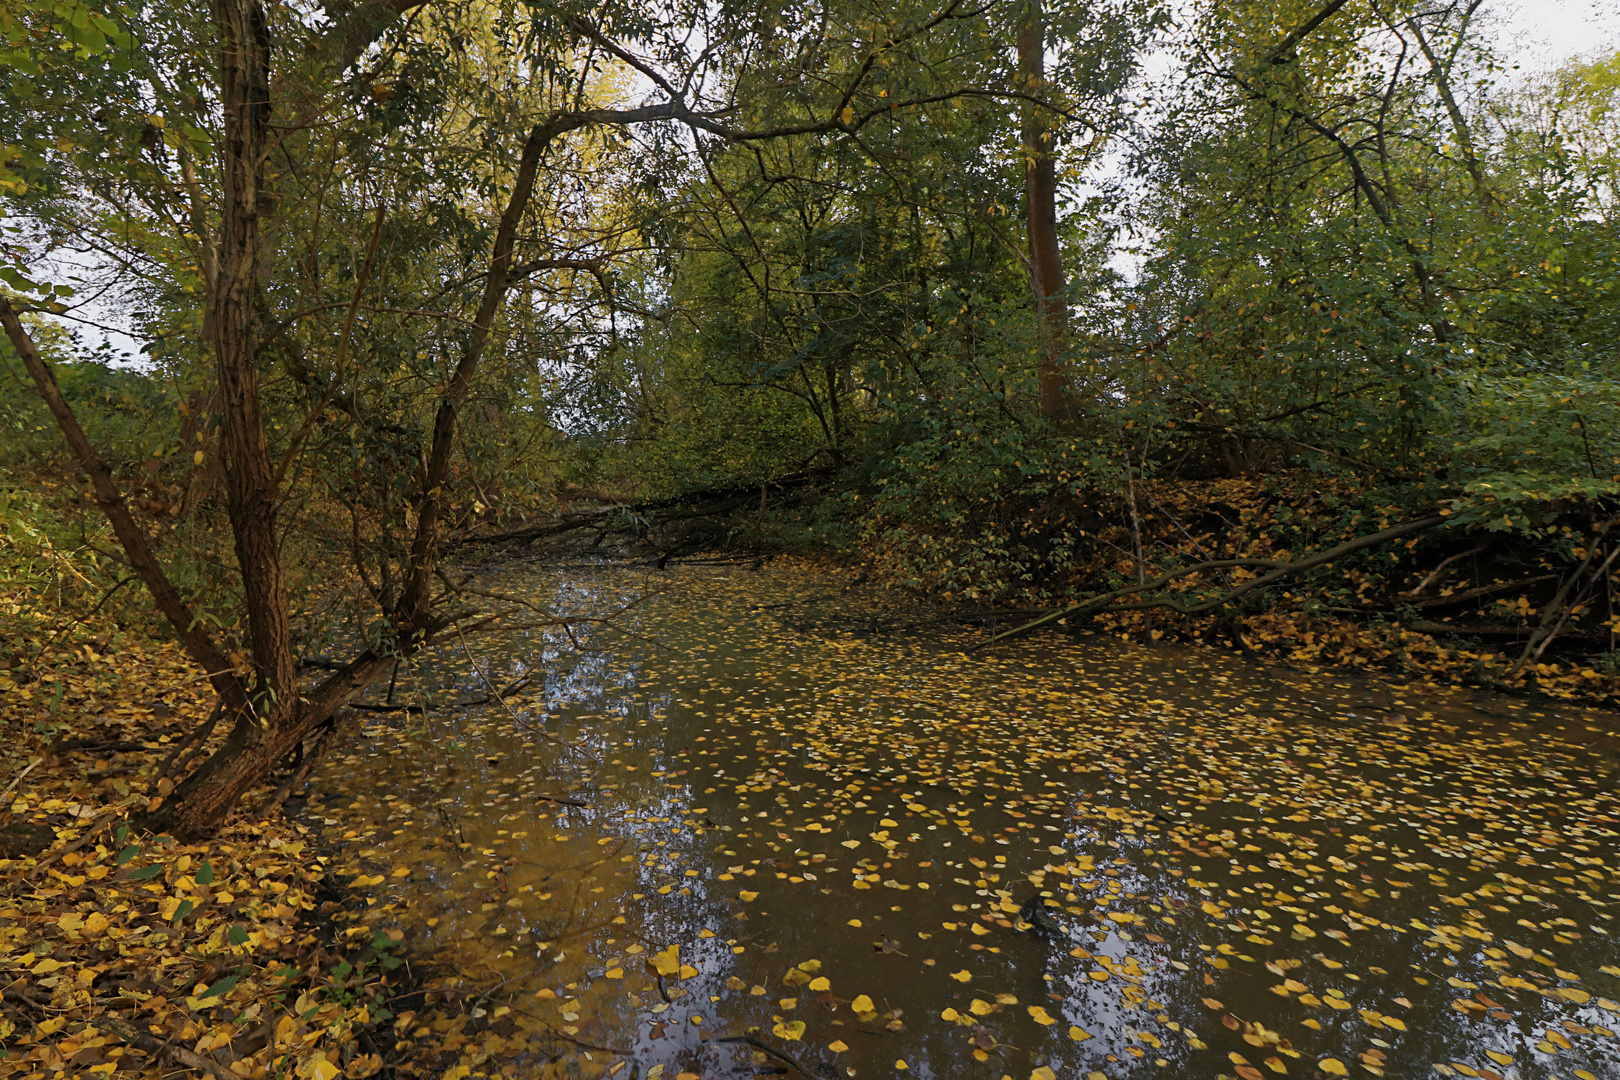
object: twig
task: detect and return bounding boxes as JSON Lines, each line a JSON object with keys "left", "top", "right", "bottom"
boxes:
{"left": 1517, "top": 543, "right": 1620, "bottom": 673}
{"left": 709, "top": 1034, "right": 831, "bottom": 1078}
{"left": 1401, "top": 542, "right": 1488, "bottom": 597}
{"left": 454, "top": 625, "right": 596, "bottom": 760}
{"left": 1511, "top": 520, "right": 1619, "bottom": 676}
{"left": 27, "top": 797, "right": 142, "bottom": 879}
{"left": 97, "top": 1017, "right": 235, "bottom": 1080}
{"left": 0, "top": 759, "right": 42, "bottom": 803}
{"left": 260, "top": 714, "right": 349, "bottom": 820}
{"left": 534, "top": 794, "right": 591, "bottom": 808}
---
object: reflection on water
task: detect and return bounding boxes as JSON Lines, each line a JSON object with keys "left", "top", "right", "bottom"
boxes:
{"left": 313, "top": 561, "right": 1620, "bottom": 1080}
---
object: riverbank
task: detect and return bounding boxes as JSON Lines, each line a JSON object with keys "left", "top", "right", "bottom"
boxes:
{"left": 0, "top": 627, "right": 444, "bottom": 1079}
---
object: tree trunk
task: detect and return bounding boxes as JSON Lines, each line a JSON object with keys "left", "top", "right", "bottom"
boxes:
{"left": 1018, "top": 0, "right": 1069, "bottom": 419}
{"left": 6, "top": 0, "right": 448, "bottom": 842}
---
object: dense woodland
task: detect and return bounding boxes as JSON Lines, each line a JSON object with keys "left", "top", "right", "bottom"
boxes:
{"left": 6, "top": 3, "right": 1620, "bottom": 1079}
{"left": 2, "top": 0, "right": 1619, "bottom": 833}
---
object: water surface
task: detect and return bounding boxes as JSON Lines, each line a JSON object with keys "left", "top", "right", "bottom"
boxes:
{"left": 313, "top": 561, "right": 1620, "bottom": 1080}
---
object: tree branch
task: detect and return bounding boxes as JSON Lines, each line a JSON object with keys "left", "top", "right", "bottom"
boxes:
{"left": 974, "top": 515, "right": 1446, "bottom": 650}
{"left": 0, "top": 298, "right": 246, "bottom": 709}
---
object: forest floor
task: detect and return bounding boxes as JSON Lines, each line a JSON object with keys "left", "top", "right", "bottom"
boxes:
{"left": 0, "top": 604, "right": 478, "bottom": 1079}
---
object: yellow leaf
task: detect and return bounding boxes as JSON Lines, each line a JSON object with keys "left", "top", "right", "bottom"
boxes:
{"left": 653, "top": 946, "right": 680, "bottom": 976}
{"left": 1069, "top": 1025, "right": 1092, "bottom": 1042}
{"left": 828, "top": 1040, "right": 849, "bottom": 1053}
{"left": 847, "top": 919, "right": 862, "bottom": 927}
{"left": 391, "top": 865, "right": 411, "bottom": 878}
{"left": 678, "top": 964, "right": 699, "bottom": 980}
{"left": 941, "top": 1008, "right": 960, "bottom": 1022}
{"left": 851, "top": 994, "right": 878, "bottom": 1019}
{"left": 311, "top": 1060, "right": 341, "bottom": 1080}
{"left": 894, "top": 1060, "right": 908, "bottom": 1071}
{"left": 969, "top": 998, "right": 993, "bottom": 1016}
{"left": 1028, "top": 1005, "right": 1056, "bottom": 1026}
{"left": 605, "top": 968, "right": 624, "bottom": 980}
{"left": 739, "top": 891, "right": 759, "bottom": 902}
{"left": 808, "top": 977, "right": 830, "bottom": 992}
{"left": 1319, "top": 1060, "right": 1347, "bottom": 1076}
{"left": 840, "top": 840, "right": 860, "bottom": 849}
{"left": 194, "top": 450, "right": 205, "bottom": 465}
{"left": 949, "top": 969, "right": 971, "bottom": 983}
{"left": 1032, "top": 1069, "right": 1057, "bottom": 1080}
{"left": 771, "top": 1020, "right": 806, "bottom": 1042}
{"left": 841, "top": 106, "right": 855, "bottom": 125}
{"left": 84, "top": 912, "right": 109, "bottom": 934}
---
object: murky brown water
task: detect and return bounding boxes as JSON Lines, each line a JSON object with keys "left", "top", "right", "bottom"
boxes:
{"left": 313, "top": 561, "right": 1620, "bottom": 1080}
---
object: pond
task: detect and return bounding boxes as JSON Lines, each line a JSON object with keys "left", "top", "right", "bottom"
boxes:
{"left": 311, "top": 559, "right": 1620, "bottom": 1080}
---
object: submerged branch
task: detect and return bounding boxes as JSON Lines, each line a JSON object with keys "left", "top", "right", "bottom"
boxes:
{"left": 975, "top": 515, "right": 1446, "bottom": 650}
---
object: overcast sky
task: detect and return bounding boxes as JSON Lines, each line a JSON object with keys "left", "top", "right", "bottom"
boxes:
{"left": 1499, "top": 0, "right": 1618, "bottom": 64}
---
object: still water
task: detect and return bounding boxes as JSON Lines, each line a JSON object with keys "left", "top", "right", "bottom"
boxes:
{"left": 313, "top": 560, "right": 1620, "bottom": 1080}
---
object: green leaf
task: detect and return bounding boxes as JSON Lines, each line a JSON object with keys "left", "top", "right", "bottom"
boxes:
{"left": 226, "top": 924, "right": 250, "bottom": 946}
{"left": 127, "top": 863, "right": 163, "bottom": 880}
{"left": 116, "top": 844, "right": 140, "bottom": 865}
{"left": 196, "top": 974, "right": 239, "bottom": 1000}
{"left": 0, "top": 267, "right": 38, "bottom": 292}
{"left": 171, "top": 899, "right": 194, "bottom": 923}
{"left": 194, "top": 861, "right": 214, "bottom": 885}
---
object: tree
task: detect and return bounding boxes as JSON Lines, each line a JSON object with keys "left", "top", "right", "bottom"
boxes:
{"left": 1, "top": 0, "right": 1156, "bottom": 837}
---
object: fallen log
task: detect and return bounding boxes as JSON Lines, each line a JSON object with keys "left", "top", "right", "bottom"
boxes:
{"left": 458, "top": 466, "right": 835, "bottom": 547}
{"left": 975, "top": 515, "right": 1446, "bottom": 651}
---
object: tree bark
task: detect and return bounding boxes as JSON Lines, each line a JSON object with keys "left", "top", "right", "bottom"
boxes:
{"left": 1018, "top": 0, "right": 1068, "bottom": 419}
{"left": 136, "top": 0, "right": 397, "bottom": 838}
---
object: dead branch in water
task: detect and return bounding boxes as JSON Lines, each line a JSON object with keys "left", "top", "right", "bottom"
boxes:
{"left": 975, "top": 515, "right": 1446, "bottom": 650}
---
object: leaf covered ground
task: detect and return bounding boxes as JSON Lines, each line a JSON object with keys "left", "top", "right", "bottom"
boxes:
{"left": 0, "top": 618, "right": 514, "bottom": 1079}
